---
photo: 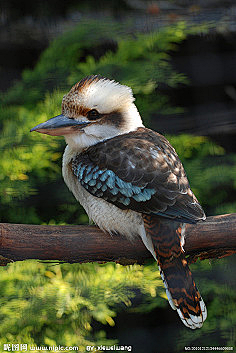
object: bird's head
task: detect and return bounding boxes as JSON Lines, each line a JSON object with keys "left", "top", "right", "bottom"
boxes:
{"left": 31, "top": 75, "right": 144, "bottom": 150}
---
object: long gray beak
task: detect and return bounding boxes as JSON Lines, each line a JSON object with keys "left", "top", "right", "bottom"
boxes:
{"left": 30, "top": 114, "right": 91, "bottom": 136}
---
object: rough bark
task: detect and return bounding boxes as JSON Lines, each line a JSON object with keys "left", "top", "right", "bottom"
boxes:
{"left": 0, "top": 214, "right": 235, "bottom": 266}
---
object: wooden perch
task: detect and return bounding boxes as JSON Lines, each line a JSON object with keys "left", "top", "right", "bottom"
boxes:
{"left": 0, "top": 214, "right": 236, "bottom": 266}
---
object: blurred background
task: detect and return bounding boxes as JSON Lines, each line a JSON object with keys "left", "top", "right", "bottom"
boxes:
{"left": 0, "top": 0, "right": 236, "bottom": 352}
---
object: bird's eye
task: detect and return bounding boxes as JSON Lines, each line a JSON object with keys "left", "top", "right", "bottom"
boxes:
{"left": 87, "top": 109, "right": 100, "bottom": 121}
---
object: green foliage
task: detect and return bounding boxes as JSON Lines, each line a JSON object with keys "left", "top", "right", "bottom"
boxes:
{"left": 69, "top": 22, "right": 203, "bottom": 120}
{"left": 0, "top": 261, "right": 164, "bottom": 351}
{"left": 168, "top": 134, "right": 236, "bottom": 214}
{"left": 1, "top": 20, "right": 122, "bottom": 108}
{"left": 0, "top": 259, "right": 235, "bottom": 351}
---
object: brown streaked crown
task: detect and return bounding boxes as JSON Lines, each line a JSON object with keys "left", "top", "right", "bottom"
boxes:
{"left": 61, "top": 75, "right": 135, "bottom": 119}
{"left": 70, "top": 75, "right": 104, "bottom": 94}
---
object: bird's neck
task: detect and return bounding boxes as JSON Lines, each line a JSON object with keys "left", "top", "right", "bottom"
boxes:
{"left": 65, "top": 133, "right": 101, "bottom": 153}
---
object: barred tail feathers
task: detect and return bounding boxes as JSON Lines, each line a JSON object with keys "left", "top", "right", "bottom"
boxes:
{"left": 143, "top": 215, "right": 207, "bottom": 329}
{"left": 158, "top": 251, "right": 207, "bottom": 329}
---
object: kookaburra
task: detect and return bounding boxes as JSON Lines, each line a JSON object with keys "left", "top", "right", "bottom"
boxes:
{"left": 31, "top": 75, "right": 207, "bottom": 329}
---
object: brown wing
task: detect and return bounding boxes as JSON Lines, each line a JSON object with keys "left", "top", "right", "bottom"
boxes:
{"left": 72, "top": 127, "right": 205, "bottom": 223}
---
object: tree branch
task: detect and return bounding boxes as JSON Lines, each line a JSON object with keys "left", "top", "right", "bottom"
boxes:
{"left": 0, "top": 214, "right": 236, "bottom": 266}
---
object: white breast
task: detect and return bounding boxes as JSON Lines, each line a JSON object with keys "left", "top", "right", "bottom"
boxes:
{"left": 62, "top": 145, "right": 155, "bottom": 249}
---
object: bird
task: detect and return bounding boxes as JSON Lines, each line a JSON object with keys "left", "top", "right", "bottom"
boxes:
{"left": 31, "top": 75, "right": 207, "bottom": 329}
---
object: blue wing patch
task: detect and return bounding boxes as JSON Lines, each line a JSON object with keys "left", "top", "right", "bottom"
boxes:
{"left": 73, "top": 161, "right": 156, "bottom": 206}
